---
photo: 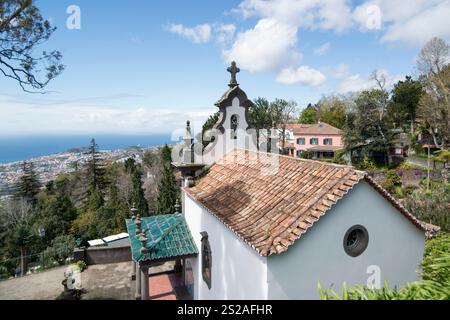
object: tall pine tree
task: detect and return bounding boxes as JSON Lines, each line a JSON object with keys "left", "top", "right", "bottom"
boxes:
{"left": 84, "top": 138, "right": 106, "bottom": 208}
{"left": 124, "top": 158, "right": 149, "bottom": 216}
{"left": 155, "top": 163, "right": 178, "bottom": 215}
{"left": 16, "top": 161, "right": 41, "bottom": 205}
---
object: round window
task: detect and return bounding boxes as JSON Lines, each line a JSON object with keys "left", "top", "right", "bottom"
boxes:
{"left": 343, "top": 225, "right": 369, "bottom": 257}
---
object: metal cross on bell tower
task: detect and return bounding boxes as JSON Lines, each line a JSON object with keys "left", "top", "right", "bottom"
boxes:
{"left": 227, "top": 61, "right": 240, "bottom": 88}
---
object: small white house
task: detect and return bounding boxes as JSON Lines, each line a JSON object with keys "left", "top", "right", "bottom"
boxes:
{"left": 176, "top": 62, "right": 434, "bottom": 300}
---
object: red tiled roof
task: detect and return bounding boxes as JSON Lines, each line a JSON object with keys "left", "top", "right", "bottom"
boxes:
{"left": 184, "top": 149, "right": 428, "bottom": 256}
{"left": 285, "top": 122, "right": 342, "bottom": 135}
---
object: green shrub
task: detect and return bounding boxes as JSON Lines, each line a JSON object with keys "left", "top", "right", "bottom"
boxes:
{"left": 356, "top": 156, "right": 377, "bottom": 171}
{"left": 75, "top": 260, "right": 87, "bottom": 272}
{"left": 300, "top": 151, "right": 314, "bottom": 159}
{"left": 405, "top": 183, "right": 450, "bottom": 232}
{"left": 421, "top": 233, "right": 450, "bottom": 284}
{"left": 43, "top": 235, "right": 76, "bottom": 265}
{"left": 399, "top": 162, "right": 411, "bottom": 170}
{"left": 381, "top": 170, "right": 402, "bottom": 194}
{"left": 331, "top": 150, "right": 347, "bottom": 165}
{"left": 389, "top": 156, "right": 405, "bottom": 169}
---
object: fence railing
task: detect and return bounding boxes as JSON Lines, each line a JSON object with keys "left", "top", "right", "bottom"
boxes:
{"left": 0, "top": 249, "right": 74, "bottom": 281}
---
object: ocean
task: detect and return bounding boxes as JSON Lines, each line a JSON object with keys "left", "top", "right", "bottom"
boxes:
{"left": 0, "top": 134, "right": 173, "bottom": 164}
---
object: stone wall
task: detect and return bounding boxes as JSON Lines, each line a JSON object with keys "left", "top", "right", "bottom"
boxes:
{"left": 74, "top": 246, "right": 131, "bottom": 265}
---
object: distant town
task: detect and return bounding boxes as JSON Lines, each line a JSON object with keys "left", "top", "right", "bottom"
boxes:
{"left": 0, "top": 145, "right": 161, "bottom": 198}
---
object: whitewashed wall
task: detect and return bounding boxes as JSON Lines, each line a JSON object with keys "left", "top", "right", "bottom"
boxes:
{"left": 267, "top": 181, "right": 426, "bottom": 299}
{"left": 184, "top": 193, "right": 268, "bottom": 300}
{"left": 199, "top": 97, "right": 257, "bottom": 165}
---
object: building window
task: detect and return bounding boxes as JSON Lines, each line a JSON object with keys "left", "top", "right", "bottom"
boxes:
{"left": 200, "top": 231, "right": 212, "bottom": 289}
{"left": 297, "top": 137, "right": 305, "bottom": 145}
{"left": 324, "top": 138, "right": 333, "bottom": 145}
{"left": 310, "top": 138, "right": 319, "bottom": 145}
{"left": 343, "top": 225, "right": 369, "bottom": 257}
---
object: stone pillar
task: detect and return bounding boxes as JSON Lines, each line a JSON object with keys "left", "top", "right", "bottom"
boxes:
{"left": 182, "top": 258, "right": 186, "bottom": 286}
{"left": 130, "top": 205, "right": 138, "bottom": 280}
{"left": 131, "top": 261, "right": 136, "bottom": 280}
{"left": 140, "top": 265, "right": 149, "bottom": 300}
{"left": 135, "top": 263, "right": 141, "bottom": 300}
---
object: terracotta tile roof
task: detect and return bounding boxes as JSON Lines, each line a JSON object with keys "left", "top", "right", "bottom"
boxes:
{"left": 285, "top": 122, "right": 342, "bottom": 135}
{"left": 184, "top": 148, "right": 428, "bottom": 256}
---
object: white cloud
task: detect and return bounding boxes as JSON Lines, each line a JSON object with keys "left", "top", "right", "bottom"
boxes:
{"left": 338, "top": 70, "right": 402, "bottom": 93}
{"left": 380, "top": 1, "right": 450, "bottom": 46}
{"left": 166, "top": 22, "right": 237, "bottom": 45}
{"left": 223, "top": 0, "right": 354, "bottom": 73}
{"left": 314, "top": 42, "right": 331, "bottom": 56}
{"left": 223, "top": 18, "right": 299, "bottom": 72}
{"left": 353, "top": 0, "right": 450, "bottom": 46}
{"left": 215, "top": 23, "right": 236, "bottom": 44}
{"left": 167, "top": 23, "right": 212, "bottom": 44}
{"left": 276, "top": 66, "right": 326, "bottom": 86}
{"left": 331, "top": 63, "right": 350, "bottom": 79}
{"left": 234, "top": 0, "right": 353, "bottom": 32}
{"left": 0, "top": 95, "right": 210, "bottom": 135}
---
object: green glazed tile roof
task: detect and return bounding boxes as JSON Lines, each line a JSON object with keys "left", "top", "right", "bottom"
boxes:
{"left": 126, "top": 214, "right": 198, "bottom": 262}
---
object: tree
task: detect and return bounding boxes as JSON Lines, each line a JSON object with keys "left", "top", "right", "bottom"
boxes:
{"left": 103, "top": 184, "right": 128, "bottom": 234}
{"left": 249, "top": 97, "right": 272, "bottom": 147}
{"left": 15, "top": 161, "right": 41, "bottom": 205}
{"left": 417, "top": 64, "right": 450, "bottom": 149}
{"left": 124, "top": 158, "right": 148, "bottom": 216}
{"left": 0, "top": 198, "right": 35, "bottom": 276}
{"left": 405, "top": 182, "right": 450, "bottom": 232}
{"left": 84, "top": 139, "right": 106, "bottom": 207}
{"left": 201, "top": 112, "right": 220, "bottom": 147}
{"left": 42, "top": 235, "right": 75, "bottom": 265}
{"left": 159, "top": 144, "right": 173, "bottom": 164}
{"left": 0, "top": 0, "right": 64, "bottom": 92}
{"left": 298, "top": 104, "right": 316, "bottom": 124}
{"left": 155, "top": 164, "right": 179, "bottom": 215}
{"left": 34, "top": 191, "right": 77, "bottom": 246}
{"left": 389, "top": 76, "right": 424, "bottom": 133}
{"left": 417, "top": 37, "right": 449, "bottom": 76}
{"left": 343, "top": 85, "right": 395, "bottom": 166}
{"left": 314, "top": 96, "right": 348, "bottom": 129}
{"left": 270, "top": 98, "right": 298, "bottom": 149}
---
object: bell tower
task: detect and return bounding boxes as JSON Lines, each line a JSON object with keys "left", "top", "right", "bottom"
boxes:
{"left": 198, "top": 61, "right": 257, "bottom": 165}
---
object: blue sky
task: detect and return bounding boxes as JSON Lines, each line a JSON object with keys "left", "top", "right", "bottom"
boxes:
{"left": 1, "top": 0, "right": 449, "bottom": 136}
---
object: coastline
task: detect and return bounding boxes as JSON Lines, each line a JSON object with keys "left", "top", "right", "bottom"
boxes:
{"left": 0, "top": 142, "right": 175, "bottom": 198}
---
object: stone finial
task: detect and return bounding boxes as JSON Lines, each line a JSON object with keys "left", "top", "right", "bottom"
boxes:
{"left": 135, "top": 217, "right": 142, "bottom": 235}
{"left": 139, "top": 234, "right": 148, "bottom": 254}
{"left": 183, "top": 120, "right": 193, "bottom": 146}
{"left": 174, "top": 198, "right": 181, "bottom": 214}
{"left": 185, "top": 176, "right": 195, "bottom": 188}
{"left": 227, "top": 61, "right": 240, "bottom": 88}
{"left": 130, "top": 205, "right": 137, "bottom": 220}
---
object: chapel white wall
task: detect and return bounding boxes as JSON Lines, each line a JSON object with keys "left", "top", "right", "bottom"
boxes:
{"left": 267, "top": 181, "right": 425, "bottom": 299}
{"left": 199, "top": 97, "right": 257, "bottom": 166}
{"left": 184, "top": 193, "right": 268, "bottom": 300}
